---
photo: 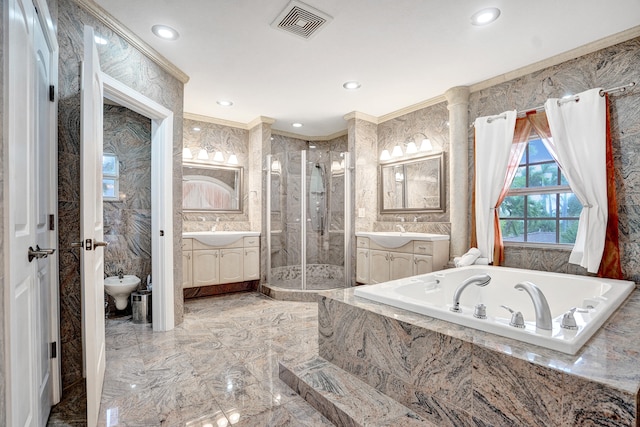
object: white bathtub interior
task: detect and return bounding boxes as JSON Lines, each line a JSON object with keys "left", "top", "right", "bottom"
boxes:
{"left": 354, "top": 266, "right": 635, "bottom": 354}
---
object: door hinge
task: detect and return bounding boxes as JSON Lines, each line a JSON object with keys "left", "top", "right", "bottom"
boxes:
{"left": 49, "top": 214, "right": 55, "bottom": 231}
{"left": 49, "top": 85, "right": 55, "bottom": 102}
{"left": 50, "top": 342, "right": 57, "bottom": 359}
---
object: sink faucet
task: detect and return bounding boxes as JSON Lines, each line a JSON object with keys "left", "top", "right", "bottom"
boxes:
{"left": 450, "top": 274, "right": 492, "bottom": 312}
{"left": 514, "top": 281, "right": 552, "bottom": 330}
{"left": 211, "top": 217, "right": 220, "bottom": 232}
{"left": 117, "top": 268, "right": 124, "bottom": 280}
{"left": 395, "top": 224, "right": 406, "bottom": 233}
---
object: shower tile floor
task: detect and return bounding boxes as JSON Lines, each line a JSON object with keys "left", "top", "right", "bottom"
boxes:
{"left": 94, "top": 292, "right": 333, "bottom": 426}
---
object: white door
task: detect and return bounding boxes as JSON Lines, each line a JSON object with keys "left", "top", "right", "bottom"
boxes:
{"left": 7, "top": 0, "right": 58, "bottom": 425}
{"left": 81, "top": 25, "right": 107, "bottom": 427}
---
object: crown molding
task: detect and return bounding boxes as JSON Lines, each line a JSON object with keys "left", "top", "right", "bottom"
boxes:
{"left": 377, "top": 95, "right": 447, "bottom": 124}
{"left": 470, "top": 25, "right": 640, "bottom": 93}
{"left": 271, "top": 129, "right": 348, "bottom": 141}
{"left": 247, "top": 116, "right": 276, "bottom": 129}
{"left": 73, "top": 0, "right": 190, "bottom": 84}
{"left": 343, "top": 111, "right": 379, "bottom": 124}
{"left": 183, "top": 112, "right": 249, "bottom": 129}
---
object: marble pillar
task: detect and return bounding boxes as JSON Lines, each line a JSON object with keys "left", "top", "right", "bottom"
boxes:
{"left": 445, "top": 86, "right": 471, "bottom": 259}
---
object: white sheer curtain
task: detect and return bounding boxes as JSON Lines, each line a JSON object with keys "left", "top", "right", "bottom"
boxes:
{"left": 474, "top": 111, "right": 517, "bottom": 262}
{"left": 544, "top": 88, "right": 607, "bottom": 273}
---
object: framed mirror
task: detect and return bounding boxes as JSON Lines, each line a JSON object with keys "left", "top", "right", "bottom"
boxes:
{"left": 380, "top": 152, "right": 445, "bottom": 213}
{"left": 182, "top": 163, "right": 243, "bottom": 212}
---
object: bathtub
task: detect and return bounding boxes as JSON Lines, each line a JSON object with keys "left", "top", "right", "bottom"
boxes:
{"left": 354, "top": 266, "right": 635, "bottom": 354}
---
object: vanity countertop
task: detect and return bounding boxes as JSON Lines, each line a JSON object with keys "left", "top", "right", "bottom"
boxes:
{"left": 183, "top": 231, "right": 260, "bottom": 246}
{"left": 356, "top": 231, "right": 449, "bottom": 248}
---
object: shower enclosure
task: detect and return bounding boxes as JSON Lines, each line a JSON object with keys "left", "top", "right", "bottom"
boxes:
{"left": 267, "top": 150, "right": 351, "bottom": 290}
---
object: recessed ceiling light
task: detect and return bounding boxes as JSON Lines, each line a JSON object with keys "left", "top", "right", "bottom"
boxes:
{"left": 292, "top": 123, "right": 303, "bottom": 128}
{"left": 216, "top": 100, "right": 233, "bottom": 107}
{"left": 151, "top": 24, "right": 179, "bottom": 40}
{"left": 343, "top": 81, "right": 361, "bottom": 90}
{"left": 471, "top": 8, "right": 500, "bottom": 26}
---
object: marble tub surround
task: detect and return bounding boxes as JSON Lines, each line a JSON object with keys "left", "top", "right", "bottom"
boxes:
{"left": 317, "top": 287, "right": 640, "bottom": 426}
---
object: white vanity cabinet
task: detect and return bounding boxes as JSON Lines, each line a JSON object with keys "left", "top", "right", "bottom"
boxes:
{"left": 182, "top": 233, "right": 260, "bottom": 288}
{"left": 243, "top": 237, "right": 260, "bottom": 281}
{"left": 182, "top": 239, "right": 193, "bottom": 288}
{"left": 356, "top": 234, "right": 450, "bottom": 285}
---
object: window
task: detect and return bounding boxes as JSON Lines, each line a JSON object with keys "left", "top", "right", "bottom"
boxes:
{"left": 499, "top": 135, "right": 582, "bottom": 245}
{"left": 102, "top": 153, "right": 119, "bottom": 201}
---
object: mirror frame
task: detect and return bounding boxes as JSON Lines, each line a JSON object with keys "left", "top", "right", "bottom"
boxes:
{"left": 379, "top": 152, "right": 445, "bottom": 214}
{"left": 182, "top": 162, "right": 243, "bottom": 213}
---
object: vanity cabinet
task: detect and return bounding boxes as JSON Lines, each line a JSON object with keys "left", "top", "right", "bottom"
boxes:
{"left": 356, "top": 236, "right": 449, "bottom": 285}
{"left": 183, "top": 236, "right": 260, "bottom": 288}
{"left": 182, "top": 239, "right": 193, "bottom": 288}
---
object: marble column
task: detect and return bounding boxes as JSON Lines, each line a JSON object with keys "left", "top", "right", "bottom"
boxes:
{"left": 248, "top": 117, "right": 273, "bottom": 283}
{"left": 445, "top": 87, "right": 470, "bottom": 259}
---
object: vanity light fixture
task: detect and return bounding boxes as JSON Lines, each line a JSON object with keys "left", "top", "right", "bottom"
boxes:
{"left": 216, "top": 100, "right": 233, "bottom": 107}
{"left": 213, "top": 151, "right": 225, "bottom": 162}
{"left": 391, "top": 145, "right": 403, "bottom": 157}
{"left": 406, "top": 141, "right": 418, "bottom": 154}
{"left": 343, "top": 81, "right": 361, "bottom": 90}
{"left": 151, "top": 24, "right": 180, "bottom": 40}
{"left": 271, "top": 160, "right": 282, "bottom": 173}
{"left": 292, "top": 122, "right": 303, "bottom": 128}
{"left": 182, "top": 147, "right": 193, "bottom": 159}
{"left": 380, "top": 149, "right": 391, "bottom": 161}
{"left": 419, "top": 137, "right": 433, "bottom": 152}
{"left": 197, "top": 149, "right": 209, "bottom": 160}
{"left": 193, "top": 127, "right": 201, "bottom": 131}
{"left": 471, "top": 8, "right": 501, "bottom": 26}
{"left": 227, "top": 154, "right": 238, "bottom": 165}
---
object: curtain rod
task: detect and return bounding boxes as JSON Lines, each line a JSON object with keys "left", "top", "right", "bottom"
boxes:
{"left": 480, "top": 82, "right": 636, "bottom": 124}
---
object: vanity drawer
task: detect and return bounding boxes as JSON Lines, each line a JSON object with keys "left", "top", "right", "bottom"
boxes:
{"left": 357, "top": 237, "right": 370, "bottom": 249}
{"left": 244, "top": 236, "right": 259, "bottom": 247}
{"left": 182, "top": 239, "right": 193, "bottom": 251}
{"left": 413, "top": 241, "right": 434, "bottom": 255}
{"left": 192, "top": 239, "right": 244, "bottom": 250}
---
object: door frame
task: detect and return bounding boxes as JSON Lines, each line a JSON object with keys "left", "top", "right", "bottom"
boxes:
{"left": 101, "top": 73, "right": 175, "bottom": 332}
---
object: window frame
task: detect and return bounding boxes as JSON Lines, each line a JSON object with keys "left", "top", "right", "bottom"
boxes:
{"left": 500, "top": 135, "right": 580, "bottom": 247}
{"left": 102, "top": 153, "right": 120, "bottom": 202}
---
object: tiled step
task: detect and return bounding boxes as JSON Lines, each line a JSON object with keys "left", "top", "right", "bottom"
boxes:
{"left": 279, "top": 356, "right": 434, "bottom": 427}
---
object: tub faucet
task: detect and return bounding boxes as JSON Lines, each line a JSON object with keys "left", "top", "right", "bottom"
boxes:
{"left": 450, "top": 274, "right": 492, "bottom": 312}
{"left": 514, "top": 281, "right": 552, "bottom": 330}
{"left": 117, "top": 269, "right": 124, "bottom": 280}
{"left": 396, "top": 224, "right": 406, "bottom": 233}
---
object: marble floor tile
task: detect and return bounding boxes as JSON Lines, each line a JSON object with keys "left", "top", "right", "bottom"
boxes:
{"left": 90, "top": 292, "right": 333, "bottom": 426}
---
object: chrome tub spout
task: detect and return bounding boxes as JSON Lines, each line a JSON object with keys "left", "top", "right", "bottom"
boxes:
{"left": 450, "top": 274, "right": 491, "bottom": 312}
{"left": 515, "top": 281, "right": 552, "bottom": 330}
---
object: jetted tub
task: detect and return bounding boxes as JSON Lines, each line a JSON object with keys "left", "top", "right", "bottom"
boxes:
{"left": 354, "top": 265, "right": 635, "bottom": 354}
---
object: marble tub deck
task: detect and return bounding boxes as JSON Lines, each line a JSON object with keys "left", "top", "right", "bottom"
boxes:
{"left": 311, "top": 287, "right": 640, "bottom": 426}
{"left": 50, "top": 292, "right": 334, "bottom": 426}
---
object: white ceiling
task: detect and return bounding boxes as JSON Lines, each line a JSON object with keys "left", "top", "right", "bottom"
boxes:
{"left": 93, "top": 0, "right": 640, "bottom": 137}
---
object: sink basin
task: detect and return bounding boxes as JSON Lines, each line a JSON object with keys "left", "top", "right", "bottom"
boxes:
{"left": 356, "top": 231, "right": 449, "bottom": 248}
{"left": 104, "top": 275, "right": 141, "bottom": 310}
{"left": 183, "top": 231, "right": 260, "bottom": 247}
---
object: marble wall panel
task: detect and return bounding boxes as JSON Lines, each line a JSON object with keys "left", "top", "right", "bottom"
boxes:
{"left": 467, "top": 36, "right": 640, "bottom": 282}
{"left": 57, "top": 0, "right": 184, "bottom": 390}
{"left": 182, "top": 118, "right": 249, "bottom": 232}
{"left": 351, "top": 119, "right": 378, "bottom": 233}
{"left": 103, "top": 105, "right": 151, "bottom": 297}
{"left": 377, "top": 102, "right": 450, "bottom": 226}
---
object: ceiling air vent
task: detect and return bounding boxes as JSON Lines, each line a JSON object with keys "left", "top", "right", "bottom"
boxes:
{"left": 271, "top": 0, "right": 333, "bottom": 40}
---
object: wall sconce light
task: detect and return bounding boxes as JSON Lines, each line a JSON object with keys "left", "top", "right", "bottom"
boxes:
{"left": 227, "top": 154, "right": 238, "bottom": 165}
{"left": 197, "top": 149, "right": 209, "bottom": 160}
{"left": 271, "top": 159, "right": 282, "bottom": 173}
{"left": 380, "top": 149, "right": 391, "bottom": 161}
{"left": 213, "top": 151, "right": 225, "bottom": 162}
{"left": 406, "top": 132, "right": 433, "bottom": 153}
{"left": 406, "top": 141, "right": 418, "bottom": 154}
{"left": 182, "top": 147, "right": 193, "bottom": 159}
{"left": 391, "top": 145, "right": 403, "bottom": 157}
{"left": 419, "top": 136, "right": 433, "bottom": 151}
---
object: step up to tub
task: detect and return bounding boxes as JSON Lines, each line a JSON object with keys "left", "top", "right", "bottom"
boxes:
{"left": 279, "top": 356, "right": 434, "bottom": 427}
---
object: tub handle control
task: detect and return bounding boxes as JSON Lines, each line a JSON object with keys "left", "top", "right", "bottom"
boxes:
{"left": 501, "top": 305, "right": 525, "bottom": 328}
{"left": 474, "top": 303, "right": 487, "bottom": 319}
{"left": 561, "top": 308, "right": 578, "bottom": 330}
